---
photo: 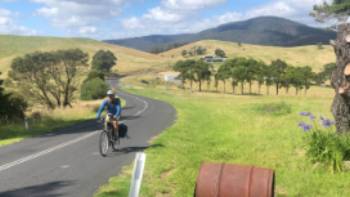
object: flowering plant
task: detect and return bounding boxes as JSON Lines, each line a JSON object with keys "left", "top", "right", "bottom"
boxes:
{"left": 298, "top": 112, "right": 350, "bottom": 173}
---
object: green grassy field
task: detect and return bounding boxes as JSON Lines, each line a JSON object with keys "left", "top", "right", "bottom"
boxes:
{"left": 95, "top": 85, "right": 350, "bottom": 197}
{"left": 161, "top": 40, "right": 336, "bottom": 71}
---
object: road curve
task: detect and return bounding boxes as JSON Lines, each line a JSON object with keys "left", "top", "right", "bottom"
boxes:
{"left": 0, "top": 91, "right": 176, "bottom": 197}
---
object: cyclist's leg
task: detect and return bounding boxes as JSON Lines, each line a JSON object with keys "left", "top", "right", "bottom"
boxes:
{"left": 112, "top": 119, "right": 119, "bottom": 138}
{"left": 104, "top": 115, "right": 110, "bottom": 130}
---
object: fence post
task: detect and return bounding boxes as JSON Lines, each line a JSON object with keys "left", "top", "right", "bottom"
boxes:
{"left": 24, "top": 117, "right": 29, "bottom": 130}
{"left": 129, "top": 152, "right": 146, "bottom": 197}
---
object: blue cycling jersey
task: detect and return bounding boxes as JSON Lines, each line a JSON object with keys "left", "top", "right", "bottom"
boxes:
{"left": 96, "top": 98, "right": 121, "bottom": 119}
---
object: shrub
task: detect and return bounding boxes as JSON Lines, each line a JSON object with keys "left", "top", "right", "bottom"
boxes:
{"left": 254, "top": 102, "right": 292, "bottom": 116}
{"left": 80, "top": 78, "right": 108, "bottom": 100}
{"left": 86, "top": 70, "right": 105, "bottom": 81}
{"left": 298, "top": 112, "right": 350, "bottom": 172}
{"left": 0, "top": 73, "right": 27, "bottom": 122}
{"left": 0, "top": 94, "right": 27, "bottom": 123}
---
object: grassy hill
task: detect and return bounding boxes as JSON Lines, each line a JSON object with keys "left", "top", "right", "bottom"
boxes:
{"left": 0, "top": 35, "right": 166, "bottom": 78}
{"left": 106, "top": 16, "right": 336, "bottom": 52}
{"left": 160, "top": 40, "right": 336, "bottom": 71}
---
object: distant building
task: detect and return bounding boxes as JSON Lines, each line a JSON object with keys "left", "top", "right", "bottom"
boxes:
{"left": 201, "top": 55, "right": 227, "bottom": 63}
{"left": 159, "top": 72, "right": 182, "bottom": 85}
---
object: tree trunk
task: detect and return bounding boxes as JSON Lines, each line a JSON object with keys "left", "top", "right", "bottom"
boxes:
{"left": 276, "top": 83, "right": 279, "bottom": 96}
{"left": 249, "top": 81, "right": 252, "bottom": 94}
{"left": 331, "top": 24, "right": 350, "bottom": 133}
{"left": 199, "top": 81, "right": 202, "bottom": 92}
{"left": 190, "top": 80, "right": 193, "bottom": 92}
{"left": 241, "top": 82, "right": 244, "bottom": 95}
{"left": 232, "top": 81, "right": 236, "bottom": 95}
{"left": 223, "top": 80, "right": 226, "bottom": 94}
{"left": 258, "top": 83, "right": 262, "bottom": 94}
{"left": 266, "top": 85, "right": 270, "bottom": 95}
{"left": 207, "top": 80, "right": 210, "bottom": 92}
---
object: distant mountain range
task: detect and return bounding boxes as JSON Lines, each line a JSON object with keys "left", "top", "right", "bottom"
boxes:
{"left": 105, "top": 16, "right": 336, "bottom": 53}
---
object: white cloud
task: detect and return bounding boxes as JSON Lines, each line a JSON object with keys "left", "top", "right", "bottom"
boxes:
{"left": 79, "top": 26, "right": 97, "bottom": 34}
{"left": 122, "top": 17, "right": 144, "bottom": 29}
{"left": 163, "top": 0, "right": 226, "bottom": 10}
{"left": 36, "top": 7, "right": 58, "bottom": 17}
{"left": 247, "top": 1, "right": 296, "bottom": 18}
{"left": 32, "top": 0, "right": 127, "bottom": 35}
{"left": 120, "top": 0, "right": 226, "bottom": 35}
{"left": 145, "top": 7, "right": 183, "bottom": 22}
{"left": 0, "top": 8, "right": 37, "bottom": 35}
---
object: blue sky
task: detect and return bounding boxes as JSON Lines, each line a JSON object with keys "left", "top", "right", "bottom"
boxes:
{"left": 0, "top": 0, "right": 329, "bottom": 40}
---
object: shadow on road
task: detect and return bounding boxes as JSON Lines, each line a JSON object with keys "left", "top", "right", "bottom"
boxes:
{"left": 122, "top": 105, "right": 135, "bottom": 111}
{"left": 120, "top": 115, "right": 140, "bottom": 121}
{"left": 107, "top": 143, "right": 164, "bottom": 157}
{"left": 34, "top": 120, "right": 100, "bottom": 139}
{"left": 0, "top": 180, "right": 75, "bottom": 197}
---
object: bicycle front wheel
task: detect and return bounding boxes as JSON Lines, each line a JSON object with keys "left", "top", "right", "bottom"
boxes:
{"left": 99, "top": 131, "right": 109, "bottom": 157}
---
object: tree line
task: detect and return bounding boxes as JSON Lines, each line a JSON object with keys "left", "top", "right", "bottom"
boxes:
{"left": 173, "top": 57, "right": 334, "bottom": 95}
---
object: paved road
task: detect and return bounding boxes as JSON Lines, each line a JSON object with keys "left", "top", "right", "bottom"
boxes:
{"left": 0, "top": 90, "right": 176, "bottom": 197}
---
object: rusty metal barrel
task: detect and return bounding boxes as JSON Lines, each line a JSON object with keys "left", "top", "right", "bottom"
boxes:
{"left": 195, "top": 163, "right": 275, "bottom": 197}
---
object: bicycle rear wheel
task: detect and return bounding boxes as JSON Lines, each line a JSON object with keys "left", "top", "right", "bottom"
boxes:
{"left": 99, "top": 131, "right": 109, "bottom": 157}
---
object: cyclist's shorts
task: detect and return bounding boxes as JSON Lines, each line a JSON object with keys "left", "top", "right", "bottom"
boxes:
{"left": 105, "top": 115, "right": 118, "bottom": 126}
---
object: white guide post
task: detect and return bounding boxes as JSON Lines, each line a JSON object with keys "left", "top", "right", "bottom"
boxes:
{"left": 128, "top": 152, "right": 146, "bottom": 197}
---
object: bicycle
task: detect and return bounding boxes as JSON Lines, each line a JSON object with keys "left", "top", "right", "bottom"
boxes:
{"left": 99, "top": 114, "right": 120, "bottom": 157}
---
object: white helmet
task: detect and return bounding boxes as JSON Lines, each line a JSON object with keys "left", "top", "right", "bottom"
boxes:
{"left": 107, "top": 90, "right": 114, "bottom": 96}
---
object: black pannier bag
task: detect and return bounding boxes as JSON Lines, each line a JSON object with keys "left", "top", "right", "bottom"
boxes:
{"left": 118, "top": 123, "right": 128, "bottom": 138}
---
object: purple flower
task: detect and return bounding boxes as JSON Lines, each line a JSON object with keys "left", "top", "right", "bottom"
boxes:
{"left": 299, "top": 112, "right": 311, "bottom": 116}
{"left": 298, "top": 121, "right": 313, "bottom": 132}
{"left": 298, "top": 121, "right": 306, "bottom": 127}
{"left": 309, "top": 114, "right": 316, "bottom": 121}
{"left": 321, "top": 118, "right": 335, "bottom": 128}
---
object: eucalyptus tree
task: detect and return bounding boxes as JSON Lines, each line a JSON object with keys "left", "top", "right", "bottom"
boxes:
{"left": 92, "top": 50, "right": 117, "bottom": 73}
{"left": 270, "top": 59, "right": 288, "bottom": 95}
{"left": 173, "top": 59, "right": 196, "bottom": 91}
{"left": 245, "top": 58, "right": 259, "bottom": 94}
{"left": 264, "top": 64, "right": 274, "bottom": 95}
{"left": 193, "top": 60, "right": 212, "bottom": 92}
{"left": 312, "top": 0, "right": 350, "bottom": 132}
{"left": 217, "top": 61, "right": 232, "bottom": 93}
{"left": 230, "top": 57, "right": 250, "bottom": 95}
{"left": 10, "top": 49, "right": 88, "bottom": 109}
{"left": 300, "top": 66, "right": 315, "bottom": 95}
{"left": 215, "top": 48, "right": 227, "bottom": 58}
{"left": 255, "top": 61, "right": 267, "bottom": 94}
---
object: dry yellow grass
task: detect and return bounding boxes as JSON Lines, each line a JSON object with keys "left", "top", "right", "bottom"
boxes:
{"left": 0, "top": 35, "right": 167, "bottom": 78}
{"left": 160, "top": 40, "right": 336, "bottom": 71}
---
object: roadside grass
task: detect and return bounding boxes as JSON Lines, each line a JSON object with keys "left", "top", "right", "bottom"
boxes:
{"left": 0, "top": 97, "right": 126, "bottom": 147}
{"left": 0, "top": 100, "right": 99, "bottom": 147}
{"left": 161, "top": 40, "right": 335, "bottom": 71}
{"left": 95, "top": 86, "right": 350, "bottom": 197}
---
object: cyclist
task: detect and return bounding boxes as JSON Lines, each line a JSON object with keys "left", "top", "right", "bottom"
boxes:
{"left": 96, "top": 90, "right": 122, "bottom": 139}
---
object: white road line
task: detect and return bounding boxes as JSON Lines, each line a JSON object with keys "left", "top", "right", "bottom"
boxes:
{"left": 0, "top": 94, "right": 149, "bottom": 173}
{"left": 0, "top": 132, "right": 97, "bottom": 173}
{"left": 133, "top": 96, "right": 149, "bottom": 116}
